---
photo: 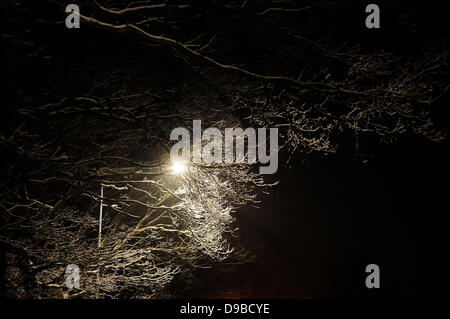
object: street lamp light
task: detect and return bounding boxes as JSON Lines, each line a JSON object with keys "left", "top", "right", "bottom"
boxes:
{"left": 171, "top": 161, "right": 187, "bottom": 175}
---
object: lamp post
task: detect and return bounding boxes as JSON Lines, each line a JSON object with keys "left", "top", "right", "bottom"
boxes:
{"left": 98, "top": 184, "right": 103, "bottom": 247}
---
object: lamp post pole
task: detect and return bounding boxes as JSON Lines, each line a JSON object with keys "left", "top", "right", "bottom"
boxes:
{"left": 96, "top": 184, "right": 104, "bottom": 299}
{"left": 98, "top": 185, "right": 103, "bottom": 247}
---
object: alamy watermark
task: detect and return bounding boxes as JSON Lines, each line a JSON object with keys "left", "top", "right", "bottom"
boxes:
{"left": 365, "top": 264, "right": 380, "bottom": 289}
{"left": 65, "top": 4, "right": 80, "bottom": 29}
{"left": 65, "top": 263, "right": 80, "bottom": 289}
{"left": 170, "top": 120, "right": 278, "bottom": 174}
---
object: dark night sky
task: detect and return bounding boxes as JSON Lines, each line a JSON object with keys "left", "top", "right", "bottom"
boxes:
{"left": 207, "top": 137, "right": 449, "bottom": 298}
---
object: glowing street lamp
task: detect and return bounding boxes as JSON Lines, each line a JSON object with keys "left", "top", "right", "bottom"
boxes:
{"left": 171, "top": 161, "right": 187, "bottom": 175}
